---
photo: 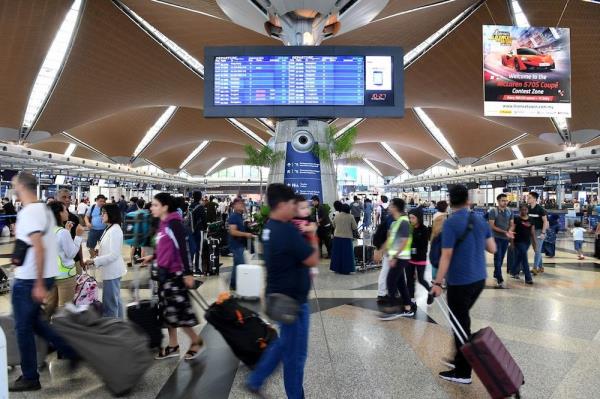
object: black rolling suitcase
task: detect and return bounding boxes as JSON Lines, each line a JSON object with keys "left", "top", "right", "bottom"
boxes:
{"left": 126, "top": 263, "right": 162, "bottom": 348}
{"left": 201, "top": 237, "right": 221, "bottom": 275}
{"left": 189, "top": 290, "right": 277, "bottom": 367}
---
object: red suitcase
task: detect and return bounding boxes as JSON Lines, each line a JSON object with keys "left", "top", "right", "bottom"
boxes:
{"left": 438, "top": 297, "right": 524, "bottom": 399}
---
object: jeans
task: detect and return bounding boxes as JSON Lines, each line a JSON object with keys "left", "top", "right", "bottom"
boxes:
{"left": 317, "top": 225, "right": 332, "bottom": 258}
{"left": 386, "top": 258, "right": 411, "bottom": 307}
{"left": 248, "top": 302, "right": 310, "bottom": 399}
{"left": 513, "top": 242, "right": 533, "bottom": 282}
{"left": 377, "top": 255, "right": 390, "bottom": 296}
{"left": 533, "top": 230, "right": 544, "bottom": 269}
{"left": 447, "top": 279, "right": 485, "bottom": 377}
{"left": 190, "top": 231, "right": 204, "bottom": 274}
{"left": 405, "top": 263, "right": 430, "bottom": 300}
{"left": 230, "top": 246, "right": 245, "bottom": 290}
{"left": 102, "top": 278, "right": 123, "bottom": 318}
{"left": 493, "top": 238, "right": 509, "bottom": 283}
{"left": 12, "top": 278, "right": 77, "bottom": 381}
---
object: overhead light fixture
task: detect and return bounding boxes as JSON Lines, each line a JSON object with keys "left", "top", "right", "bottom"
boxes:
{"left": 373, "top": 0, "right": 457, "bottom": 23}
{"left": 510, "top": 0, "right": 530, "bottom": 27}
{"left": 205, "top": 157, "right": 226, "bottom": 175}
{"left": 511, "top": 145, "right": 524, "bottom": 159}
{"left": 227, "top": 118, "right": 266, "bottom": 145}
{"left": 334, "top": 118, "right": 363, "bottom": 139}
{"left": 117, "top": 1, "right": 204, "bottom": 76}
{"left": 132, "top": 106, "right": 177, "bottom": 158}
{"left": 413, "top": 107, "right": 457, "bottom": 158}
{"left": 63, "top": 143, "right": 77, "bottom": 157}
{"left": 22, "top": 0, "right": 83, "bottom": 130}
{"left": 563, "top": 143, "right": 579, "bottom": 152}
{"left": 179, "top": 140, "right": 209, "bottom": 169}
{"left": 381, "top": 142, "right": 409, "bottom": 170}
{"left": 364, "top": 159, "right": 383, "bottom": 177}
{"left": 149, "top": 0, "right": 224, "bottom": 20}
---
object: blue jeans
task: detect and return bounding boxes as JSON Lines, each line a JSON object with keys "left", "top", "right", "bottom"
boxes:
{"left": 513, "top": 242, "right": 533, "bottom": 282}
{"left": 248, "top": 302, "right": 310, "bottom": 399}
{"left": 102, "top": 278, "right": 123, "bottom": 318}
{"left": 493, "top": 238, "right": 509, "bottom": 283}
{"left": 12, "top": 278, "right": 77, "bottom": 381}
{"left": 533, "top": 231, "right": 544, "bottom": 269}
{"left": 86, "top": 228, "right": 104, "bottom": 249}
{"left": 229, "top": 246, "right": 245, "bottom": 290}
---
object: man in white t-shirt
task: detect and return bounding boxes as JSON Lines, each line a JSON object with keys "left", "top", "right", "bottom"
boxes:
{"left": 9, "top": 172, "right": 78, "bottom": 393}
{"left": 76, "top": 199, "right": 88, "bottom": 224}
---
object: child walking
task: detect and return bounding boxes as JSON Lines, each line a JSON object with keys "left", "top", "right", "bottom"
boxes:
{"left": 406, "top": 208, "right": 433, "bottom": 310}
{"left": 571, "top": 221, "right": 586, "bottom": 260}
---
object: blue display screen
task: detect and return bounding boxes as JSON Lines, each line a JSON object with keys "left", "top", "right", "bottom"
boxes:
{"left": 214, "top": 55, "right": 367, "bottom": 106}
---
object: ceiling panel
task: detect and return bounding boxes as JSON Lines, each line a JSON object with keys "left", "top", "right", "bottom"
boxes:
{"left": 151, "top": 0, "right": 230, "bottom": 20}
{"left": 366, "top": 158, "right": 402, "bottom": 178}
{"left": 353, "top": 142, "right": 404, "bottom": 173}
{"left": 373, "top": 0, "right": 449, "bottom": 20}
{"left": 32, "top": 0, "right": 202, "bottom": 134}
{"left": 143, "top": 107, "right": 259, "bottom": 158}
{"left": 356, "top": 112, "right": 448, "bottom": 159}
{"left": 403, "top": 2, "right": 556, "bottom": 135}
{"left": 328, "top": 0, "right": 475, "bottom": 54}
{"left": 68, "top": 106, "right": 167, "bottom": 158}
{"left": 123, "top": 0, "right": 277, "bottom": 63}
{"left": 0, "top": 0, "right": 72, "bottom": 129}
{"left": 387, "top": 142, "right": 441, "bottom": 171}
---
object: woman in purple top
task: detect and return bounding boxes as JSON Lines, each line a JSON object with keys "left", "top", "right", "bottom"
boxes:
{"left": 143, "top": 192, "right": 204, "bottom": 361}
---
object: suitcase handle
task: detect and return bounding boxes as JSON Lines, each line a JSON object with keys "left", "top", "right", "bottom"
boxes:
{"left": 435, "top": 296, "right": 469, "bottom": 345}
{"left": 188, "top": 288, "right": 210, "bottom": 312}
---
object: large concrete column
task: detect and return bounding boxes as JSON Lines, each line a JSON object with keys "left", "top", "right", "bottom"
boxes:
{"left": 268, "top": 119, "right": 337, "bottom": 206}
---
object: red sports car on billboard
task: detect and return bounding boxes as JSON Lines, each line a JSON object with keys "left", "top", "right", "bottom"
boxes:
{"left": 501, "top": 48, "right": 555, "bottom": 71}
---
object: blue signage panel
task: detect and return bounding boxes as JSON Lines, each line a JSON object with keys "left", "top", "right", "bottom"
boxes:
{"left": 283, "top": 143, "right": 323, "bottom": 202}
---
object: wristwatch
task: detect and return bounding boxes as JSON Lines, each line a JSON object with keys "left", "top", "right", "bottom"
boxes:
{"left": 431, "top": 281, "right": 442, "bottom": 287}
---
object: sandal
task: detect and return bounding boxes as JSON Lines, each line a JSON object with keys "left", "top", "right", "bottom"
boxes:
{"left": 155, "top": 345, "right": 180, "bottom": 360}
{"left": 184, "top": 338, "right": 205, "bottom": 361}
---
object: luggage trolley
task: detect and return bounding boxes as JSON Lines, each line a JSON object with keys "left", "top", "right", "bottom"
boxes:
{"left": 355, "top": 230, "right": 381, "bottom": 272}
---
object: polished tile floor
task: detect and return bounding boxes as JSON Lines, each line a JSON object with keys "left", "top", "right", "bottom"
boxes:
{"left": 1, "top": 233, "right": 599, "bottom": 398}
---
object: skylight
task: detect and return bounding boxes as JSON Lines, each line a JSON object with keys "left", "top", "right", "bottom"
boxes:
{"left": 334, "top": 118, "right": 363, "bottom": 139}
{"left": 381, "top": 142, "right": 409, "bottom": 170}
{"left": 228, "top": 118, "right": 267, "bottom": 145}
{"left": 63, "top": 143, "right": 77, "bottom": 157}
{"left": 206, "top": 157, "right": 227, "bottom": 175}
{"left": 373, "top": 0, "right": 458, "bottom": 23}
{"left": 413, "top": 107, "right": 457, "bottom": 158}
{"left": 364, "top": 159, "right": 383, "bottom": 177}
{"left": 403, "top": 3, "right": 475, "bottom": 66}
{"left": 132, "top": 106, "right": 177, "bottom": 158}
{"left": 180, "top": 140, "right": 209, "bottom": 169}
{"left": 22, "top": 0, "right": 82, "bottom": 129}
{"left": 124, "top": 5, "right": 204, "bottom": 75}
{"left": 511, "top": 145, "right": 525, "bottom": 159}
{"left": 510, "top": 0, "right": 530, "bottom": 27}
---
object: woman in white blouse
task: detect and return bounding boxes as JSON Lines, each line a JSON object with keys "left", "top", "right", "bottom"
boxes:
{"left": 85, "top": 203, "right": 126, "bottom": 318}
{"left": 46, "top": 202, "right": 85, "bottom": 315}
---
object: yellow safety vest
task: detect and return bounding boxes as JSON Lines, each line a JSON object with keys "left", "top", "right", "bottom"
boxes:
{"left": 54, "top": 226, "right": 77, "bottom": 280}
{"left": 386, "top": 215, "right": 412, "bottom": 259}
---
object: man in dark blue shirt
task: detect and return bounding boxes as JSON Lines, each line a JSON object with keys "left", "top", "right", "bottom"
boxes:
{"left": 227, "top": 198, "right": 253, "bottom": 290}
{"left": 431, "top": 184, "right": 496, "bottom": 385}
{"left": 248, "top": 184, "right": 319, "bottom": 398}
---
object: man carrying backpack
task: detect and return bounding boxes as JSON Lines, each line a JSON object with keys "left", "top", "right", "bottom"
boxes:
{"left": 187, "top": 191, "right": 207, "bottom": 275}
{"left": 350, "top": 196, "right": 363, "bottom": 225}
{"left": 376, "top": 195, "right": 389, "bottom": 226}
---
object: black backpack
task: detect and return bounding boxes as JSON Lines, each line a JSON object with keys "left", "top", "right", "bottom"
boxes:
{"left": 373, "top": 216, "right": 390, "bottom": 250}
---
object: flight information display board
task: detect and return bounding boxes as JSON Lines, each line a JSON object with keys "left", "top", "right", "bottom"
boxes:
{"left": 204, "top": 46, "right": 404, "bottom": 118}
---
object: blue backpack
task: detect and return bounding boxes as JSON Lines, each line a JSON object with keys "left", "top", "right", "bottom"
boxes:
{"left": 123, "top": 209, "right": 151, "bottom": 247}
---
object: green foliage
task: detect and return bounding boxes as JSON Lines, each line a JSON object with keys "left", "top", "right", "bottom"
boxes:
{"left": 312, "top": 124, "right": 360, "bottom": 162}
{"left": 250, "top": 205, "right": 271, "bottom": 236}
{"left": 243, "top": 145, "right": 284, "bottom": 168}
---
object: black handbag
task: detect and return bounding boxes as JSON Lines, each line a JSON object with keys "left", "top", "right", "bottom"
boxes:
{"left": 11, "top": 239, "right": 31, "bottom": 266}
{"left": 265, "top": 293, "right": 300, "bottom": 325}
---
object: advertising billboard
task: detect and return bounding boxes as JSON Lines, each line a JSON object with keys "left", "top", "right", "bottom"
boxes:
{"left": 483, "top": 25, "right": 571, "bottom": 118}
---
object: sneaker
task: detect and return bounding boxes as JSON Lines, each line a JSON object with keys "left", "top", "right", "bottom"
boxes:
{"left": 540, "top": 266, "right": 545, "bottom": 272}
{"left": 496, "top": 282, "right": 505, "bottom": 289}
{"left": 578, "top": 256, "right": 585, "bottom": 260}
{"left": 511, "top": 274, "right": 520, "bottom": 280}
{"left": 381, "top": 305, "right": 402, "bottom": 314}
{"left": 155, "top": 345, "right": 180, "bottom": 360}
{"left": 427, "top": 293, "right": 434, "bottom": 305}
{"left": 9, "top": 376, "right": 41, "bottom": 392}
{"left": 440, "top": 357, "right": 456, "bottom": 369}
{"left": 378, "top": 309, "right": 414, "bottom": 321}
{"left": 376, "top": 295, "right": 390, "bottom": 305}
{"left": 531, "top": 268, "right": 538, "bottom": 276}
{"left": 439, "top": 370, "right": 472, "bottom": 385}
{"left": 525, "top": 280, "right": 534, "bottom": 285}
{"left": 410, "top": 301, "right": 417, "bottom": 313}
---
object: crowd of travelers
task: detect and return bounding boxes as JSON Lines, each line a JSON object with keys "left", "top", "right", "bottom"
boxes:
{"left": 4, "top": 170, "right": 600, "bottom": 395}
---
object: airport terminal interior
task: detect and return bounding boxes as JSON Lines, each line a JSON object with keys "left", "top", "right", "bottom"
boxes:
{"left": 1, "top": 0, "right": 600, "bottom": 398}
